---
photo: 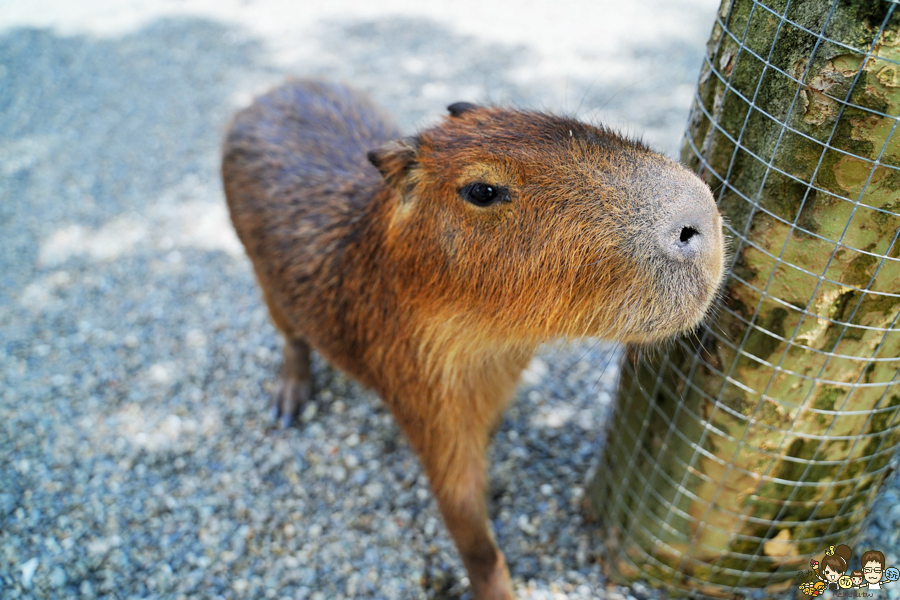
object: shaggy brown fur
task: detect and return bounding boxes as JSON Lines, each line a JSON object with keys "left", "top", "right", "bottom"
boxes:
{"left": 222, "top": 79, "right": 725, "bottom": 600}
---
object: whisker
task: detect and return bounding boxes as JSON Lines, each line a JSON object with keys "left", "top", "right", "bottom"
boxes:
{"left": 588, "top": 79, "right": 643, "bottom": 121}
{"left": 575, "top": 80, "right": 598, "bottom": 117}
{"left": 589, "top": 281, "right": 649, "bottom": 391}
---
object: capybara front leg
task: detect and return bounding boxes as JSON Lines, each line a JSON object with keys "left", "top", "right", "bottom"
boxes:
{"left": 417, "top": 426, "right": 514, "bottom": 600}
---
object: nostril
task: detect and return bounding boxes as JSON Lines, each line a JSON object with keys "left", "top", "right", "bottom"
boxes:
{"left": 679, "top": 226, "right": 699, "bottom": 245}
{"left": 658, "top": 209, "right": 713, "bottom": 262}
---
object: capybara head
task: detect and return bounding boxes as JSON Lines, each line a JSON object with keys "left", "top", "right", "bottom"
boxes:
{"left": 367, "top": 103, "right": 725, "bottom": 345}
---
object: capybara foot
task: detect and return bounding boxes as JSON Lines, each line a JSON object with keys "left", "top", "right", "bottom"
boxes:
{"left": 272, "top": 337, "right": 311, "bottom": 428}
{"left": 272, "top": 376, "right": 311, "bottom": 428}
{"left": 470, "top": 552, "right": 515, "bottom": 600}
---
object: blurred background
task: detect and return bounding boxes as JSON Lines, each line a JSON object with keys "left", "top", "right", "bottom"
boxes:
{"left": 9, "top": 1, "right": 895, "bottom": 599}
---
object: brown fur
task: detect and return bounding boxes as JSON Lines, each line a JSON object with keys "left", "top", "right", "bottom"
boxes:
{"left": 222, "top": 78, "right": 725, "bottom": 599}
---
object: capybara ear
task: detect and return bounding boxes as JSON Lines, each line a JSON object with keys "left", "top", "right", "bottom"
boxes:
{"left": 447, "top": 102, "right": 479, "bottom": 117}
{"left": 367, "top": 136, "right": 419, "bottom": 189}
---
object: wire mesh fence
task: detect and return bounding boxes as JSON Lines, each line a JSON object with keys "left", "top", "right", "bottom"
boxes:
{"left": 589, "top": 0, "right": 900, "bottom": 596}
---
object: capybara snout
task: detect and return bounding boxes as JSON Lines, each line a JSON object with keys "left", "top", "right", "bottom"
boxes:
{"left": 222, "top": 78, "right": 725, "bottom": 600}
{"left": 623, "top": 156, "right": 726, "bottom": 338}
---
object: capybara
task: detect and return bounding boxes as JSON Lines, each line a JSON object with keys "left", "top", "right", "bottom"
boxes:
{"left": 222, "top": 79, "right": 725, "bottom": 599}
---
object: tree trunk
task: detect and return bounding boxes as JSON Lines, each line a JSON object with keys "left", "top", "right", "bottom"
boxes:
{"left": 589, "top": 0, "right": 900, "bottom": 595}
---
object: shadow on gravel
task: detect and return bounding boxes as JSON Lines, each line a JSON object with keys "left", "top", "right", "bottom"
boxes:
{"left": 1, "top": 14, "right": 708, "bottom": 600}
{"left": 0, "top": 18, "right": 271, "bottom": 297}
{"left": 303, "top": 17, "right": 707, "bottom": 142}
{"left": 306, "top": 17, "right": 538, "bottom": 130}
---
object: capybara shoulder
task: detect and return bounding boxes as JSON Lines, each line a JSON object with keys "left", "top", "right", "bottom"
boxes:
{"left": 223, "top": 80, "right": 400, "bottom": 308}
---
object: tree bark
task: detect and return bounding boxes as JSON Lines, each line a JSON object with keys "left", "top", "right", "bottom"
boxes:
{"left": 589, "top": 0, "right": 900, "bottom": 595}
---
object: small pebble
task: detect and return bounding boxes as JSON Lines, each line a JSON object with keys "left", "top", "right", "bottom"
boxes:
{"left": 49, "top": 565, "right": 67, "bottom": 588}
{"left": 20, "top": 558, "right": 39, "bottom": 588}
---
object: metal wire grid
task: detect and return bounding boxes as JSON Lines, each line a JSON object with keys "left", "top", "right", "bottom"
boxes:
{"left": 600, "top": 0, "right": 900, "bottom": 595}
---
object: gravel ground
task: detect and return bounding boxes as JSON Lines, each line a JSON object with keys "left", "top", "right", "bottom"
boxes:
{"left": 2, "top": 1, "right": 899, "bottom": 599}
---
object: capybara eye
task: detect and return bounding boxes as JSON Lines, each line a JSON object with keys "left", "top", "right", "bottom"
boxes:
{"left": 460, "top": 183, "right": 508, "bottom": 206}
